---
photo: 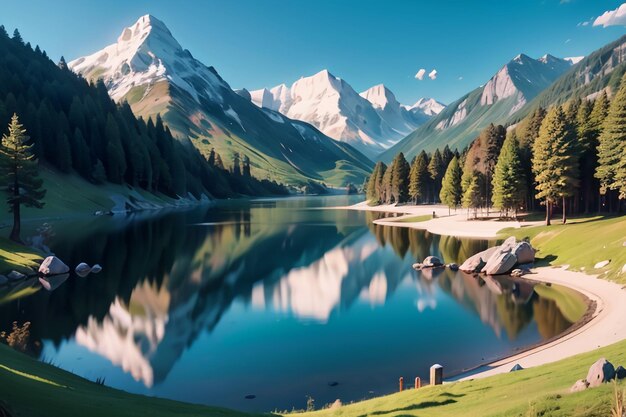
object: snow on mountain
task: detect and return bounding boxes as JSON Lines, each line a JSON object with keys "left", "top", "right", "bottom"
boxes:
{"left": 564, "top": 56, "right": 584, "bottom": 65}
{"left": 249, "top": 73, "right": 442, "bottom": 158}
{"left": 382, "top": 52, "right": 574, "bottom": 160}
{"left": 405, "top": 97, "right": 446, "bottom": 118}
{"left": 69, "top": 15, "right": 228, "bottom": 105}
{"left": 69, "top": 15, "right": 373, "bottom": 186}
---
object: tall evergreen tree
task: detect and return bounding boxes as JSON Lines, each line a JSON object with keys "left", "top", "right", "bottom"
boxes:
{"left": 391, "top": 152, "right": 410, "bottom": 203}
{"left": 439, "top": 156, "right": 462, "bottom": 215}
{"left": 596, "top": 77, "right": 626, "bottom": 205}
{"left": 381, "top": 160, "right": 394, "bottom": 203}
{"left": 492, "top": 133, "right": 525, "bottom": 218}
{"left": 242, "top": 155, "right": 251, "bottom": 178}
{"left": 533, "top": 106, "right": 578, "bottom": 225}
{"left": 462, "top": 172, "right": 483, "bottom": 219}
{"left": 408, "top": 151, "right": 429, "bottom": 204}
{"left": 367, "top": 161, "right": 386, "bottom": 204}
{"left": 482, "top": 123, "right": 506, "bottom": 215}
{"left": 208, "top": 148, "right": 216, "bottom": 166}
{"left": 428, "top": 149, "right": 444, "bottom": 203}
{"left": 232, "top": 152, "right": 241, "bottom": 176}
{"left": 0, "top": 114, "right": 46, "bottom": 242}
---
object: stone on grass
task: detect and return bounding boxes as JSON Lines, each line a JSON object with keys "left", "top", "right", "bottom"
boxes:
{"left": 616, "top": 366, "right": 626, "bottom": 380}
{"left": 0, "top": 275, "right": 8, "bottom": 285}
{"left": 594, "top": 260, "right": 611, "bottom": 269}
{"left": 510, "top": 363, "right": 524, "bottom": 372}
{"left": 570, "top": 379, "right": 589, "bottom": 393}
{"left": 39, "top": 256, "right": 69, "bottom": 275}
{"left": 7, "top": 271, "right": 25, "bottom": 281}
{"left": 330, "top": 399, "right": 342, "bottom": 409}
{"left": 448, "top": 263, "right": 459, "bottom": 271}
{"left": 586, "top": 358, "right": 615, "bottom": 387}
{"left": 75, "top": 263, "right": 92, "bottom": 278}
{"left": 423, "top": 256, "right": 443, "bottom": 267}
{"left": 513, "top": 241, "right": 535, "bottom": 264}
{"left": 90, "top": 264, "right": 102, "bottom": 274}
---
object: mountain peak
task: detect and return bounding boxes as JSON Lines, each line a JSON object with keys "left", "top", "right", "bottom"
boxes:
{"left": 117, "top": 14, "right": 173, "bottom": 44}
{"left": 360, "top": 84, "right": 398, "bottom": 109}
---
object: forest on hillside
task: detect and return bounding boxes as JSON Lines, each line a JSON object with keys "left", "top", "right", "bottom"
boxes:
{"left": 368, "top": 74, "right": 626, "bottom": 224}
{"left": 0, "top": 26, "right": 288, "bottom": 200}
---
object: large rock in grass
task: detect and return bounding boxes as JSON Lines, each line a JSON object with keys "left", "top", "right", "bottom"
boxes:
{"left": 460, "top": 246, "right": 500, "bottom": 273}
{"left": 513, "top": 241, "right": 535, "bottom": 264}
{"left": 484, "top": 252, "right": 518, "bottom": 275}
{"left": 38, "top": 256, "right": 69, "bottom": 276}
{"left": 570, "top": 379, "right": 589, "bottom": 392}
{"left": 586, "top": 358, "right": 615, "bottom": 387}
{"left": 616, "top": 366, "right": 626, "bottom": 380}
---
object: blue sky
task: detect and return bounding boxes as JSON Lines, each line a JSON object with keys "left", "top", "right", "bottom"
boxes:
{"left": 2, "top": 0, "right": 626, "bottom": 104}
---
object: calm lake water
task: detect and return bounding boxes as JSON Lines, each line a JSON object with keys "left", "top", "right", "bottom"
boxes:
{"left": 0, "top": 196, "right": 586, "bottom": 412}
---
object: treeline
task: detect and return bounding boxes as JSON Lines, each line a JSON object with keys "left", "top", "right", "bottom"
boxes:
{"left": 0, "top": 26, "right": 287, "bottom": 199}
{"left": 367, "top": 72, "right": 626, "bottom": 224}
{"left": 366, "top": 145, "right": 461, "bottom": 206}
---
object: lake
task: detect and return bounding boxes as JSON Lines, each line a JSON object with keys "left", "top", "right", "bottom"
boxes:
{"left": 0, "top": 196, "right": 587, "bottom": 412}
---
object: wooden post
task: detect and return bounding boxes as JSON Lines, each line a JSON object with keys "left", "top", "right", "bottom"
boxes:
{"left": 430, "top": 364, "right": 443, "bottom": 385}
{"left": 399, "top": 377, "right": 403, "bottom": 392}
{"left": 414, "top": 377, "right": 421, "bottom": 389}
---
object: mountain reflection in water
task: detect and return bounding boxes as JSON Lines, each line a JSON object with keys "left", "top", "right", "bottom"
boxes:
{"left": 0, "top": 197, "right": 586, "bottom": 412}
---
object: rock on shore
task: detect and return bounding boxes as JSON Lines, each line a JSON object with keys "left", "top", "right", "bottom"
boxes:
{"left": 460, "top": 237, "right": 536, "bottom": 276}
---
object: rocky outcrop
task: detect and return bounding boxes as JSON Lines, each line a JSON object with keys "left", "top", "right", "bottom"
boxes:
{"left": 570, "top": 379, "right": 589, "bottom": 392}
{"left": 75, "top": 263, "right": 102, "bottom": 277}
{"left": 460, "top": 237, "right": 535, "bottom": 276}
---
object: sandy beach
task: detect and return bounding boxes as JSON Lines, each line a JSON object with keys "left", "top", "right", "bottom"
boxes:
{"left": 338, "top": 201, "right": 544, "bottom": 238}
{"left": 341, "top": 200, "right": 626, "bottom": 382}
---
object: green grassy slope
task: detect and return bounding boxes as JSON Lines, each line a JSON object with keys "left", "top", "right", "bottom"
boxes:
{"left": 295, "top": 338, "right": 626, "bottom": 417}
{"left": 501, "top": 215, "right": 626, "bottom": 283}
{"left": 0, "top": 344, "right": 271, "bottom": 417}
{"left": 0, "top": 237, "right": 42, "bottom": 275}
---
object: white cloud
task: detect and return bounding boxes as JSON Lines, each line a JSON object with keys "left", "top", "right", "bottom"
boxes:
{"left": 428, "top": 69, "right": 438, "bottom": 80}
{"left": 458, "top": 76, "right": 463, "bottom": 81}
{"left": 414, "top": 68, "right": 426, "bottom": 80}
{"left": 594, "top": 3, "right": 626, "bottom": 27}
{"left": 565, "top": 38, "right": 571, "bottom": 44}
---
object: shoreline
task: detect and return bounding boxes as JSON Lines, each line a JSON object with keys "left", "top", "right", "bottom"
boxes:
{"left": 340, "top": 200, "right": 626, "bottom": 383}
{"left": 334, "top": 201, "right": 544, "bottom": 238}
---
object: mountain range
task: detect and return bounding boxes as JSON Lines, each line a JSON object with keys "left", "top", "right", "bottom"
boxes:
{"left": 381, "top": 53, "right": 578, "bottom": 161}
{"left": 248, "top": 74, "right": 444, "bottom": 158}
{"left": 69, "top": 15, "right": 373, "bottom": 187}
{"left": 68, "top": 14, "right": 626, "bottom": 178}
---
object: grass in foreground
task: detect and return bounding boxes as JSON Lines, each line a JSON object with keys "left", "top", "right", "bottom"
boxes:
{"left": 0, "top": 343, "right": 272, "bottom": 417}
{"left": 501, "top": 215, "right": 626, "bottom": 282}
{"left": 0, "top": 237, "right": 42, "bottom": 275}
{"left": 294, "top": 338, "right": 626, "bottom": 417}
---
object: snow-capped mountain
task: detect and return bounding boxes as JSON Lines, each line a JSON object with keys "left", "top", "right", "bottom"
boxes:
{"left": 69, "top": 15, "right": 372, "bottom": 186}
{"left": 249, "top": 72, "right": 444, "bottom": 159}
{"left": 382, "top": 53, "right": 575, "bottom": 161}
{"left": 404, "top": 98, "right": 446, "bottom": 119}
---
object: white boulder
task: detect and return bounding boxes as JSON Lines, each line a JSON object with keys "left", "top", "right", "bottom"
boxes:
{"left": 39, "top": 256, "right": 69, "bottom": 275}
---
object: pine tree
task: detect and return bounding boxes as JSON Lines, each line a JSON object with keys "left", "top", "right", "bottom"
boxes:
{"left": 367, "top": 162, "right": 386, "bottom": 204}
{"left": 533, "top": 105, "right": 578, "bottom": 225}
{"left": 0, "top": 114, "right": 46, "bottom": 242}
{"left": 482, "top": 123, "right": 506, "bottom": 215}
{"left": 208, "top": 148, "right": 216, "bottom": 166}
{"left": 215, "top": 153, "right": 225, "bottom": 170}
{"left": 462, "top": 172, "right": 483, "bottom": 219}
{"left": 391, "top": 152, "right": 410, "bottom": 203}
{"left": 232, "top": 152, "right": 241, "bottom": 176}
{"left": 428, "top": 149, "right": 444, "bottom": 203}
{"left": 576, "top": 99, "right": 598, "bottom": 213}
{"left": 409, "top": 151, "right": 428, "bottom": 203}
{"left": 596, "top": 77, "right": 626, "bottom": 203}
{"left": 381, "top": 160, "right": 394, "bottom": 204}
{"left": 439, "top": 156, "right": 462, "bottom": 215}
{"left": 12, "top": 29, "right": 23, "bottom": 44}
{"left": 242, "top": 155, "right": 251, "bottom": 177}
{"left": 492, "top": 133, "right": 525, "bottom": 218}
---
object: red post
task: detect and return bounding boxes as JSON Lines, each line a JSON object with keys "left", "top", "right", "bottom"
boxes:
{"left": 399, "top": 377, "right": 403, "bottom": 392}
{"left": 414, "top": 377, "right": 421, "bottom": 389}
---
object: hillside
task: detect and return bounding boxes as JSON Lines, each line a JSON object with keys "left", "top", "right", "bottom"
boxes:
{"left": 380, "top": 54, "right": 574, "bottom": 161}
{"left": 509, "top": 34, "right": 626, "bottom": 123}
{"left": 69, "top": 15, "right": 373, "bottom": 187}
